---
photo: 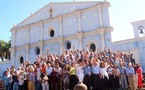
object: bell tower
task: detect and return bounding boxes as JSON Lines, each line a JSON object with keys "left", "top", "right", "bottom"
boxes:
{"left": 132, "top": 20, "right": 145, "bottom": 38}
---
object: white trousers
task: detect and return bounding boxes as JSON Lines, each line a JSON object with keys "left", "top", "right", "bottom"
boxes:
{"left": 42, "top": 82, "right": 49, "bottom": 90}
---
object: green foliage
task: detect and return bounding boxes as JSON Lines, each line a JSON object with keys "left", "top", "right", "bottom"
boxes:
{"left": 0, "top": 40, "right": 11, "bottom": 60}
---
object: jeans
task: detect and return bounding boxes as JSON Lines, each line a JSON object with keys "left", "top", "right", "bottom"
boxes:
{"left": 13, "top": 82, "right": 19, "bottom": 90}
{"left": 120, "top": 74, "right": 128, "bottom": 89}
{"left": 35, "top": 80, "right": 42, "bottom": 90}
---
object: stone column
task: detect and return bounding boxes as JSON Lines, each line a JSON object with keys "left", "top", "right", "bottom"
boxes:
{"left": 77, "top": 10, "right": 82, "bottom": 32}
{"left": 25, "top": 44, "right": 30, "bottom": 60}
{"left": 98, "top": 29, "right": 105, "bottom": 51}
{"left": 39, "top": 40, "right": 44, "bottom": 55}
{"left": 39, "top": 22, "right": 44, "bottom": 55}
{"left": 79, "top": 38, "right": 83, "bottom": 50}
{"left": 13, "top": 30, "right": 16, "bottom": 47}
{"left": 26, "top": 25, "right": 30, "bottom": 60}
{"left": 40, "top": 22, "right": 43, "bottom": 41}
{"left": 57, "top": 36, "right": 63, "bottom": 55}
{"left": 58, "top": 16, "right": 63, "bottom": 54}
{"left": 26, "top": 25, "right": 30, "bottom": 44}
{"left": 9, "top": 47, "right": 15, "bottom": 66}
{"left": 58, "top": 16, "right": 63, "bottom": 36}
{"left": 98, "top": 6, "right": 103, "bottom": 27}
{"left": 76, "top": 32, "right": 83, "bottom": 50}
{"left": 11, "top": 30, "right": 16, "bottom": 65}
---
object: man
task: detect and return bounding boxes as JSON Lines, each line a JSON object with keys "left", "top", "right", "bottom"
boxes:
{"left": 130, "top": 54, "right": 136, "bottom": 66}
{"left": 126, "top": 63, "right": 136, "bottom": 90}
{"left": 91, "top": 60, "right": 100, "bottom": 90}
{"left": 46, "top": 63, "right": 52, "bottom": 76}
{"left": 119, "top": 62, "right": 128, "bottom": 90}
{"left": 50, "top": 68, "right": 61, "bottom": 90}
{"left": 46, "top": 63, "right": 52, "bottom": 90}
{"left": 83, "top": 61, "right": 92, "bottom": 90}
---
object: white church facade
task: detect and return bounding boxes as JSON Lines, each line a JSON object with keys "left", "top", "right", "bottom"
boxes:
{"left": 10, "top": 1, "right": 113, "bottom": 67}
{"left": 0, "top": 0, "right": 145, "bottom": 75}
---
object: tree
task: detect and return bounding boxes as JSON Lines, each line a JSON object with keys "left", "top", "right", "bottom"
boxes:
{"left": 0, "top": 40, "right": 11, "bottom": 61}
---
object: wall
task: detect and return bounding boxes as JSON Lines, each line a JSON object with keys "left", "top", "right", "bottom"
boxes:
{"left": 0, "top": 61, "right": 12, "bottom": 76}
{"left": 112, "top": 38, "right": 145, "bottom": 72}
{"left": 15, "top": 2, "right": 102, "bottom": 28}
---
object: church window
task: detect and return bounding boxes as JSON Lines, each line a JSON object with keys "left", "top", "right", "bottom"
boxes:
{"left": 35, "top": 47, "right": 40, "bottom": 55}
{"left": 19, "top": 56, "right": 24, "bottom": 64}
{"left": 50, "top": 29, "right": 55, "bottom": 37}
{"left": 65, "top": 41, "right": 71, "bottom": 50}
{"left": 90, "top": 43, "right": 96, "bottom": 52}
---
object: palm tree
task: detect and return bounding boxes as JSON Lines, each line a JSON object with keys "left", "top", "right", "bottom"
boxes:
{"left": 0, "top": 40, "right": 11, "bottom": 61}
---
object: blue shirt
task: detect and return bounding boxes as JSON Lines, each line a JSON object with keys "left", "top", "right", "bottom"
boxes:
{"left": 113, "top": 60, "right": 120, "bottom": 67}
{"left": 3, "top": 76, "right": 9, "bottom": 86}
{"left": 107, "top": 67, "right": 113, "bottom": 75}
{"left": 83, "top": 66, "right": 92, "bottom": 75}
{"left": 126, "top": 67, "right": 135, "bottom": 75}
{"left": 28, "top": 72, "right": 35, "bottom": 82}
{"left": 119, "top": 67, "right": 126, "bottom": 74}
{"left": 92, "top": 65, "right": 100, "bottom": 74}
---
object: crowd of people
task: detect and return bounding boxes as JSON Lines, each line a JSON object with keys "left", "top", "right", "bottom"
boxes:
{"left": 2, "top": 46, "right": 143, "bottom": 90}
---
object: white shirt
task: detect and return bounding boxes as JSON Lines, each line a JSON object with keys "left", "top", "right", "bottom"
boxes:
{"left": 18, "top": 75, "right": 24, "bottom": 85}
{"left": 100, "top": 67, "right": 109, "bottom": 79}
{"left": 54, "top": 67, "right": 62, "bottom": 75}
{"left": 76, "top": 65, "right": 84, "bottom": 75}
{"left": 37, "top": 68, "right": 41, "bottom": 80}
{"left": 46, "top": 67, "right": 52, "bottom": 76}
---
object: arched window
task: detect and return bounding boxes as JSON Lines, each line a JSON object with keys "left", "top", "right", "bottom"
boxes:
{"left": 65, "top": 41, "right": 71, "bottom": 50}
{"left": 50, "top": 29, "right": 55, "bottom": 37}
{"left": 20, "top": 56, "right": 24, "bottom": 64}
{"left": 90, "top": 43, "right": 96, "bottom": 52}
{"left": 35, "top": 47, "right": 40, "bottom": 55}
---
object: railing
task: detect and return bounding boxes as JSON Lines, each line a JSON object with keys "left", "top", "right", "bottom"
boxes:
{"left": 0, "top": 79, "right": 4, "bottom": 90}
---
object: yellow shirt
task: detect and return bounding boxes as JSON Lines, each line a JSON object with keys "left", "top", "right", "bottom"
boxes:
{"left": 69, "top": 67, "right": 76, "bottom": 75}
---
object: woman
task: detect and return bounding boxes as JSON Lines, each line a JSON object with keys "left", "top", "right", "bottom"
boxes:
{"left": 54, "top": 62, "right": 62, "bottom": 90}
{"left": 62, "top": 65, "right": 69, "bottom": 90}
{"left": 69, "top": 62, "right": 79, "bottom": 90}
{"left": 28, "top": 66, "right": 35, "bottom": 90}
{"left": 18, "top": 71, "right": 24, "bottom": 90}
{"left": 99, "top": 61, "right": 109, "bottom": 90}
{"left": 12, "top": 71, "right": 19, "bottom": 90}
{"left": 40, "top": 72, "right": 49, "bottom": 90}
{"left": 136, "top": 64, "right": 143, "bottom": 89}
{"left": 107, "top": 63, "right": 114, "bottom": 90}
{"left": 76, "top": 62, "right": 84, "bottom": 82}
{"left": 113, "top": 65, "right": 120, "bottom": 90}
{"left": 50, "top": 68, "right": 61, "bottom": 90}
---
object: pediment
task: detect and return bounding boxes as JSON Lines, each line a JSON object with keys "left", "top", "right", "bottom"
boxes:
{"left": 14, "top": 1, "right": 104, "bottom": 28}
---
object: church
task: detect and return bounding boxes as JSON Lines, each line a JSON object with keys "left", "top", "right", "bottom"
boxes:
{"left": 0, "top": 0, "right": 145, "bottom": 75}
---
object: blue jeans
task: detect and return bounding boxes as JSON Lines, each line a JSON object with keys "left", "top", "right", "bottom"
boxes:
{"left": 35, "top": 80, "right": 42, "bottom": 90}
{"left": 120, "top": 74, "right": 128, "bottom": 89}
{"left": 4, "top": 85, "right": 9, "bottom": 90}
{"left": 13, "top": 82, "right": 19, "bottom": 90}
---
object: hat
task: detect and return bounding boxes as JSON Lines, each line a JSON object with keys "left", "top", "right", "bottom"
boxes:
{"left": 74, "top": 82, "right": 87, "bottom": 90}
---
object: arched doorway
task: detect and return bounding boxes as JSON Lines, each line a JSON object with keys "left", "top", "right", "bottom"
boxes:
{"left": 90, "top": 43, "right": 96, "bottom": 52}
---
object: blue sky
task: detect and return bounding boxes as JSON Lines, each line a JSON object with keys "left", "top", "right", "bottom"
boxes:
{"left": 0, "top": 0, "right": 145, "bottom": 42}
